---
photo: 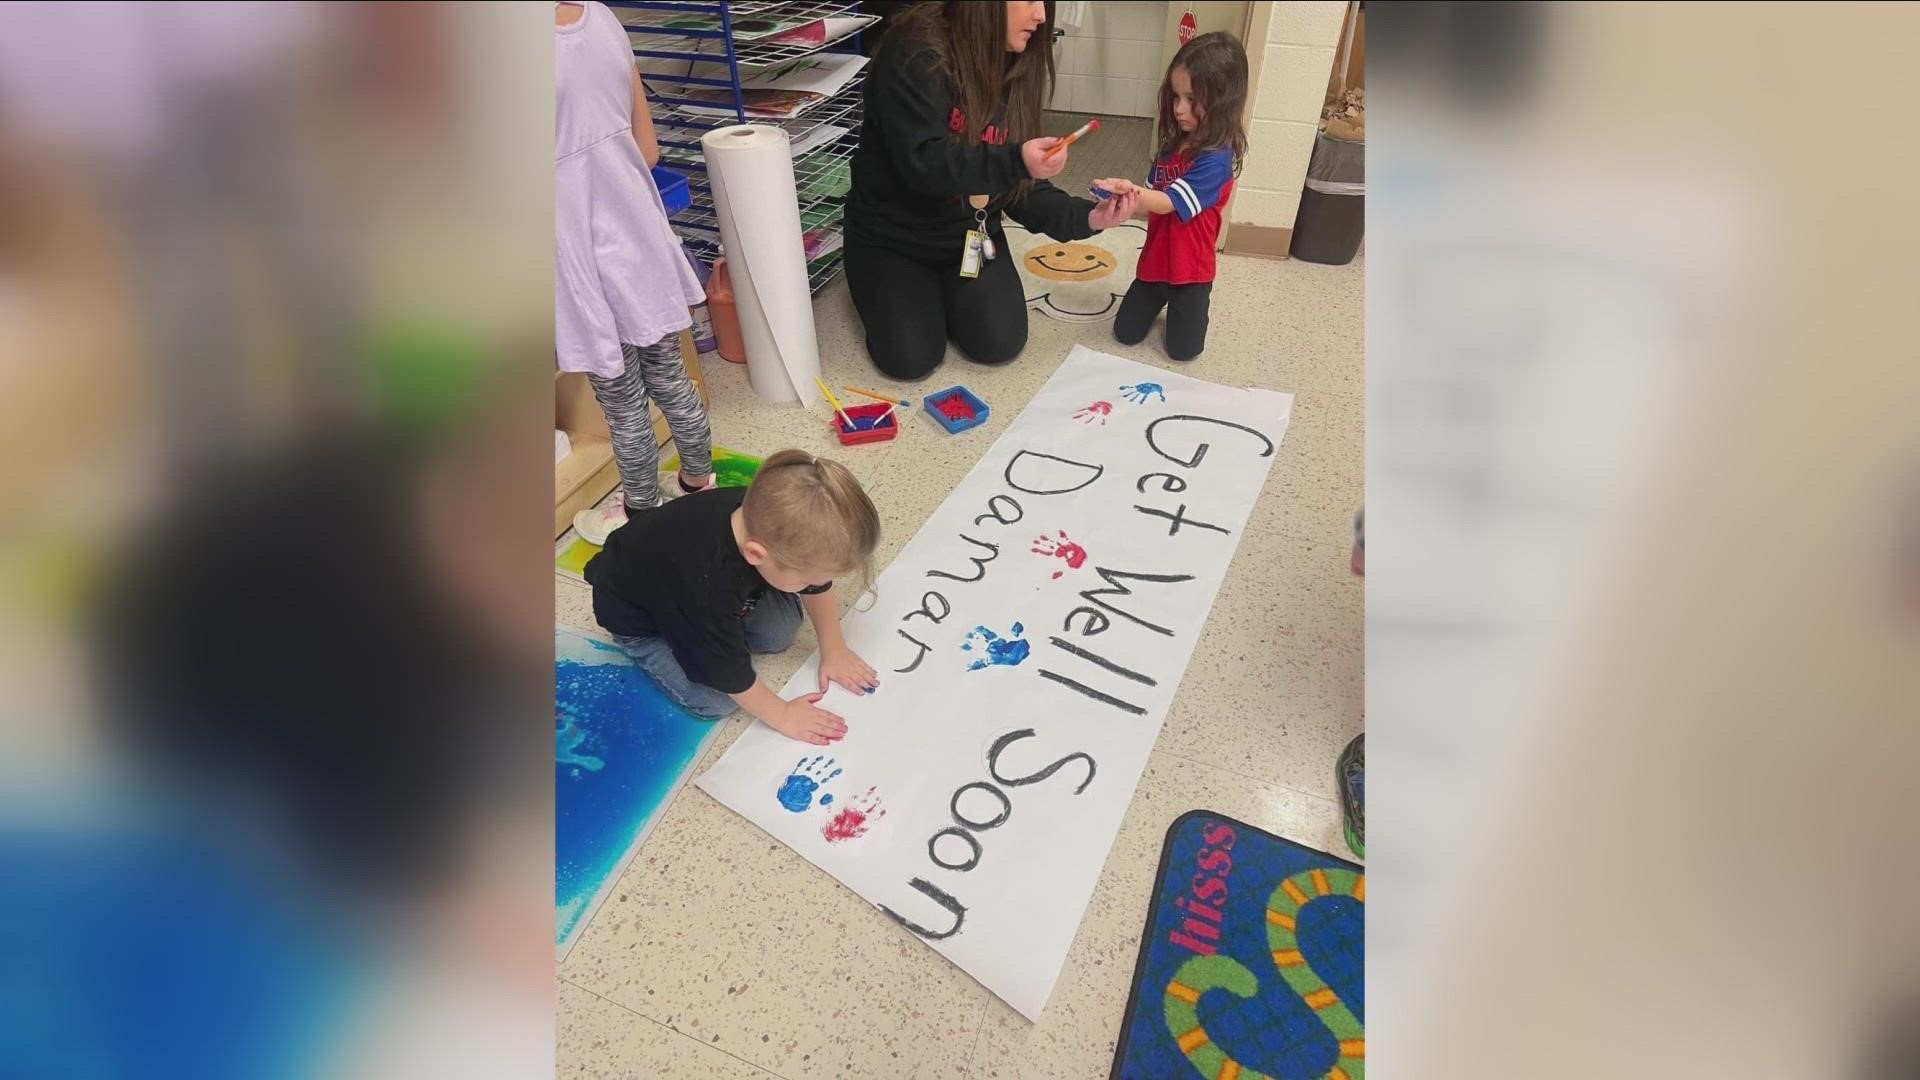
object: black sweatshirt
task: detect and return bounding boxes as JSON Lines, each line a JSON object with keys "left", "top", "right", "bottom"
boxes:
{"left": 846, "top": 30, "right": 1098, "bottom": 262}
{"left": 585, "top": 487, "right": 767, "bottom": 695}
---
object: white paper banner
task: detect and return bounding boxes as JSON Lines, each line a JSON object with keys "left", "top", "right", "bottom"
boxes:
{"left": 697, "top": 347, "right": 1293, "bottom": 1019}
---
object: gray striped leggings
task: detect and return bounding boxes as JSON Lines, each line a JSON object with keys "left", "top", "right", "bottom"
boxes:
{"left": 586, "top": 337, "right": 713, "bottom": 510}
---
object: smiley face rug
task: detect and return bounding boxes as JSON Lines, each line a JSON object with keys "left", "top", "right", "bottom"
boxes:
{"left": 1004, "top": 219, "right": 1147, "bottom": 323}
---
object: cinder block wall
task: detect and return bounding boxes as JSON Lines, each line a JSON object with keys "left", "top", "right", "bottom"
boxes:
{"left": 1225, "top": 1, "right": 1348, "bottom": 258}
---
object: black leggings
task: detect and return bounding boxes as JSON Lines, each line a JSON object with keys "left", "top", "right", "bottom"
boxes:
{"left": 845, "top": 237, "right": 1029, "bottom": 380}
{"left": 1114, "top": 279, "right": 1213, "bottom": 362}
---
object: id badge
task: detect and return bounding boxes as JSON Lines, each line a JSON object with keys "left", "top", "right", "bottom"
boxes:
{"left": 959, "top": 229, "right": 986, "bottom": 279}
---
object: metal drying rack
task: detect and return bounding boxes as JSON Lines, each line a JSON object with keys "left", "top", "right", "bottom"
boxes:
{"left": 609, "top": 0, "right": 870, "bottom": 295}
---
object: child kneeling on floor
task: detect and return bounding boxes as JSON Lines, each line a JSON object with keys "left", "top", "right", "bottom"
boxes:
{"left": 584, "top": 450, "right": 881, "bottom": 744}
{"left": 1094, "top": 31, "right": 1250, "bottom": 362}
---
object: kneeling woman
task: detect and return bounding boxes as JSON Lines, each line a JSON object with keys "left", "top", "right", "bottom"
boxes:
{"left": 844, "top": 1, "right": 1138, "bottom": 379}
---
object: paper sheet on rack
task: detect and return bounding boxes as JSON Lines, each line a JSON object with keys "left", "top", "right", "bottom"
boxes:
{"left": 742, "top": 50, "right": 868, "bottom": 96}
{"left": 787, "top": 123, "right": 849, "bottom": 158}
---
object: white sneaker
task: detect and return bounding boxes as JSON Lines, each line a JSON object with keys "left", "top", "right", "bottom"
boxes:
{"left": 572, "top": 495, "right": 628, "bottom": 546}
{"left": 656, "top": 469, "right": 716, "bottom": 502}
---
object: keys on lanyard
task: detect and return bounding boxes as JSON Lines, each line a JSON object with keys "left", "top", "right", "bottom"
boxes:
{"left": 959, "top": 195, "right": 996, "bottom": 279}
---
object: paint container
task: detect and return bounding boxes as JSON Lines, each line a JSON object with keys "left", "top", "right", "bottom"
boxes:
{"left": 685, "top": 247, "right": 717, "bottom": 353}
{"left": 834, "top": 401, "right": 900, "bottom": 446}
{"left": 923, "top": 386, "right": 991, "bottom": 434}
{"left": 650, "top": 165, "right": 692, "bottom": 215}
{"left": 708, "top": 256, "right": 747, "bottom": 364}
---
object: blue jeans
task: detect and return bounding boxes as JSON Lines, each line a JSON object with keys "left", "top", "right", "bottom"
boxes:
{"left": 612, "top": 589, "right": 804, "bottom": 718}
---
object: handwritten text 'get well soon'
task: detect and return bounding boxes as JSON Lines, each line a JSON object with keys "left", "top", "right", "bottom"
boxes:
{"left": 875, "top": 414, "right": 1277, "bottom": 943}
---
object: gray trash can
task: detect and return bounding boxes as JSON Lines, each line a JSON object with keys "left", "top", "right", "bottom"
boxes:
{"left": 1290, "top": 134, "right": 1364, "bottom": 265}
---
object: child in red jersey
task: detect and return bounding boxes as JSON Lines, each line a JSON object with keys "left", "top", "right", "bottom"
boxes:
{"left": 1094, "top": 32, "right": 1250, "bottom": 362}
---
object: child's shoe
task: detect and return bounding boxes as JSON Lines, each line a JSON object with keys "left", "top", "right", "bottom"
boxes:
{"left": 1337, "top": 733, "right": 1364, "bottom": 859}
{"left": 572, "top": 494, "right": 628, "bottom": 546}
{"left": 659, "top": 469, "right": 715, "bottom": 500}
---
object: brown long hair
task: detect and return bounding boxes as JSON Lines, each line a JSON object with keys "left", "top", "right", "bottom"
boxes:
{"left": 1157, "top": 31, "right": 1249, "bottom": 173}
{"left": 893, "top": 1, "right": 1057, "bottom": 199}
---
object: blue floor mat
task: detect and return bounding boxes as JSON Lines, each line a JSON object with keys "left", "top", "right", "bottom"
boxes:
{"left": 556, "top": 626, "right": 722, "bottom": 955}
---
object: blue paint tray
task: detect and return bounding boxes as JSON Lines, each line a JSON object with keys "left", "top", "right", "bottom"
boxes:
{"left": 650, "top": 165, "right": 691, "bottom": 216}
{"left": 924, "top": 385, "right": 990, "bottom": 434}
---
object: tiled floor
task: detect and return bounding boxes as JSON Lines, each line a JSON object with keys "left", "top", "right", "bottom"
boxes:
{"left": 1041, "top": 111, "right": 1153, "bottom": 198}
{"left": 556, "top": 247, "right": 1364, "bottom": 1077}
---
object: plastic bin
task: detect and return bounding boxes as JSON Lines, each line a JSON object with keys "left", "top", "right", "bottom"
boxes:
{"left": 924, "top": 386, "right": 990, "bottom": 434}
{"left": 1290, "top": 135, "right": 1364, "bottom": 265}
{"left": 650, "top": 165, "right": 691, "bottom": 216}
{"left": 834, "top": 401, "right": 900, "bottom": 446}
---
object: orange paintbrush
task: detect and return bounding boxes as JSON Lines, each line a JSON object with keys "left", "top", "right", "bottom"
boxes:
{"left": 1045, "top": 117, "right": 1101, "bottom": 160}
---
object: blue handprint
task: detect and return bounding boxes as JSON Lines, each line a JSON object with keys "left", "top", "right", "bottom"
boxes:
{"left": 775, "top": 756, "right": 842, "bottom": 812}
{"left": 961, "top": 622, "right": 1031, "bottom": 671}
{"left": 1120, "top": 382, "right": 1166, "bottom": 404}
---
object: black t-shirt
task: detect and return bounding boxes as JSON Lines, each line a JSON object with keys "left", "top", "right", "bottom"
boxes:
{"left": 584, "top": 487, "right": 795, "bottom": 696}
{"left": 846, "top": 29, "right": 1097, "bottom": 262}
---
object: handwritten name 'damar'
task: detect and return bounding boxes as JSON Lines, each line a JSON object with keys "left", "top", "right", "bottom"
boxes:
{"left": 880, "top": 414, "right": 1276, "bottom": 942}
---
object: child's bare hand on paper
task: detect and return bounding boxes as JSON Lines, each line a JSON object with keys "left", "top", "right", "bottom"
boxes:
{"left": 818, "top": 644, "right": 879, "bottom": 696}
{"left": 769, "top": 692, "right": 848, "bottom": 746}
{"left": 1093, "top": 177, "right": 1140, "bottom": 197}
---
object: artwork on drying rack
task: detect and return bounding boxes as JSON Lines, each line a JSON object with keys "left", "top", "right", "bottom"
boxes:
{"left": 677, "top": 87, "right": 824, "bottom": 120}
{"left": 697, "top": 346, "right": 1294, "bottom": 1019}
{"left": 743, "top": 51, "right": 869, "bottom": 95}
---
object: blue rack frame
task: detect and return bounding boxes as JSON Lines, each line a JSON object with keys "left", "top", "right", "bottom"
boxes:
{"left": 608, "top": 0, "right": 868, "bottom": 294}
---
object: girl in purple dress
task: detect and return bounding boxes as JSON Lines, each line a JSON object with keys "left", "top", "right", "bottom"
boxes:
{"left": 556, "top": 1, "right": 714, "bottom": 543}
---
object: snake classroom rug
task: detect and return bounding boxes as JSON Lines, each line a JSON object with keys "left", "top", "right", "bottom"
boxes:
{"left": 555, "top": 626, "right": 723, "bottom": 957}
{"left": 1110, "top": 811, "right": 1365, "bottom": 1080}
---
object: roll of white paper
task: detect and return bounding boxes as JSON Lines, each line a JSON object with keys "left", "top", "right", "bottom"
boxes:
{"left": 700, "top": 125, "right": 821, "bottom": 405}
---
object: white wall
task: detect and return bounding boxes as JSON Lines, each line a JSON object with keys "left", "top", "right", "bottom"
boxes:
{"left": 1051, "top": 1, "right": 1170, "bottom": 118}
{"left": 1230, "top": 1, "right": 1346, "bottom": 235}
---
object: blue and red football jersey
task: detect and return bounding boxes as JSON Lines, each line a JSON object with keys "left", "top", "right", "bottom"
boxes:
{"left": 1137, "top": 147, "right": 1235, "bottom": 285}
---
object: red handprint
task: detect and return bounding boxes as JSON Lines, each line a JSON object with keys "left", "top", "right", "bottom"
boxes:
{"left": 821, "top": 787, "right": 886, "bottom": 843}
{"left": 1073, "top": 400, "right": 1113, "bottom": 425}
{"left": 1031, "top": 530, "right": 1090, "bottom": 579}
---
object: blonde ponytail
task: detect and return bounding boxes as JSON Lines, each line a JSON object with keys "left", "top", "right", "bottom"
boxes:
{"left": 741, "top": 450, "right": 881, "bottom": 586}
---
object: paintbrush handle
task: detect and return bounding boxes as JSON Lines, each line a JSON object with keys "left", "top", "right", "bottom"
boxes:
{"left": 1046, "top": 119, "right": 1098, "bottom": 159}
{"left": 814, "top": 377, "right": 850, "bottom": 413}
{"left": 845, "top": 386, "right": 906, "bottom": 406}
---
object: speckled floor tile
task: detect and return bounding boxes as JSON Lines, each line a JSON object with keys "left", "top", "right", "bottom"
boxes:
{"left": 1154, "top": 534, "right": 1364, "bottom": 800}
{"left": 556, "top": 242, "right": 1360, "bottom": 1077}
{"left": 560, "top": 778, "right": 996, "bottom": 1079}
{"left": 1255, "top": 388, "right": 1365, "bottom": 548}
{"left": 688, "top": 352, "right": 900, "bottom": 489}
{"left": 556, "top": 576, "right": 596, "bottom": 632}
{"left": 558, "top": 979, "right": 781, "bottom": 1078}
{"left": 1211, "top": 527, "right": 1364, "bottom": 666}
{"left": 962, "top": 751, "right": 1346, "bottom": 1080}
{"left": 1197, "top": 254, "right": 1364, "bottom": 402}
